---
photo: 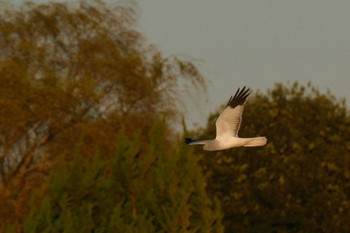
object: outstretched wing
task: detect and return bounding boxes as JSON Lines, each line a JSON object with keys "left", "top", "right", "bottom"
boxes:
{"left": 215, "top": 86, "right": 250, "bottom": 138}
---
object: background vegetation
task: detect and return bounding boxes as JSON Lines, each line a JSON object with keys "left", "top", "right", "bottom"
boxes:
{"left": 0, "top": 1, "right": 221, "bottom": 232}
{"left": 196, "top": 82, "right": 350, "bottom": 232}
{"left": 0, "top": 1, "right": 350, "bottom": 233}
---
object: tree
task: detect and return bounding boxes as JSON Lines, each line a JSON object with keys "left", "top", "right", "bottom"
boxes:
{"left": 196, "top": 82, "right": 350, "bottom": 232}
{"left": 22, "top": 123, "right": 224, "bottom": 233}
{"left": 0, "top": 1, "right": 205, "bottom": 230}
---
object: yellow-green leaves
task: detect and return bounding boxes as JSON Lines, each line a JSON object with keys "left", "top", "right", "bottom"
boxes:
{"left": 0, "top": 1, "right": 206, "bottom": 230}
{"left": 198, "top": 82, "right": 350, "bottom": 232}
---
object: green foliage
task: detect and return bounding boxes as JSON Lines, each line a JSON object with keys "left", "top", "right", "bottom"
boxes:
{"left": 0, "top": 1, "right": 206, "bottom": 229}
{"left": 197, "top": 82, "right": 350, "bottom": 232}
{"left": 23, "top": 123, "right": 224, "bottom": 233}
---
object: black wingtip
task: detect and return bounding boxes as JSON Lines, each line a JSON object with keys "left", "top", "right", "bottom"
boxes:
{"left": 225, "top": 86, "right": 250, "bottom": 108}
{"left": 185, "top": 138, "right": 196, "bottom": 144}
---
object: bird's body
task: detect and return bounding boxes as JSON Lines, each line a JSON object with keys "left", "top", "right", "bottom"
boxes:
{"left": 185, "top": 86, "right": 267, "bottom": 151}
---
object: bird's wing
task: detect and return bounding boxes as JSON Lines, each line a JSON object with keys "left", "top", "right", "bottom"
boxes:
{"left": 215, "top": 86, "right": 250, "bottom": 138}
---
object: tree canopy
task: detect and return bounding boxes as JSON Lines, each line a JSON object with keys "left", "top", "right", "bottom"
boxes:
{"left": 22, "top": 123, "right": 223, "bottom": 233}
{"left": 0, "top": 1, "right": 208, "bottom": 231}
{"left": 197, "top": 82, "right": 350, "bottom": 232}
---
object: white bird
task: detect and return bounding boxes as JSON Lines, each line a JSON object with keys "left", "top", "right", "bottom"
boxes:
{"left": 185, "top": 86, "right": 267, "bottom": 151}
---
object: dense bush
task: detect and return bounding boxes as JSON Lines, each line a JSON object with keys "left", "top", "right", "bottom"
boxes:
{"left": 22, "top": 124, "right": 223, "bottom": 233}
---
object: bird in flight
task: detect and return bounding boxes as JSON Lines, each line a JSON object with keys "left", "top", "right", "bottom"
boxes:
{"left": 185, "top": 86, "right": 267, "bottom": 151}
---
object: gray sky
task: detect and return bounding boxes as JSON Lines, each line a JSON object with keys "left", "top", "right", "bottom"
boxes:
{"left": 9, "top": 0, "right": 350, "bottom": 128}
{"left": 137, "top": 1, "right": 350, "bottom": 128}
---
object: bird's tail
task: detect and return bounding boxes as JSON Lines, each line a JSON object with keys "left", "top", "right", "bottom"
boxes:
{"left": 243, "top": 137, "right": 267, "bottom": 147}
